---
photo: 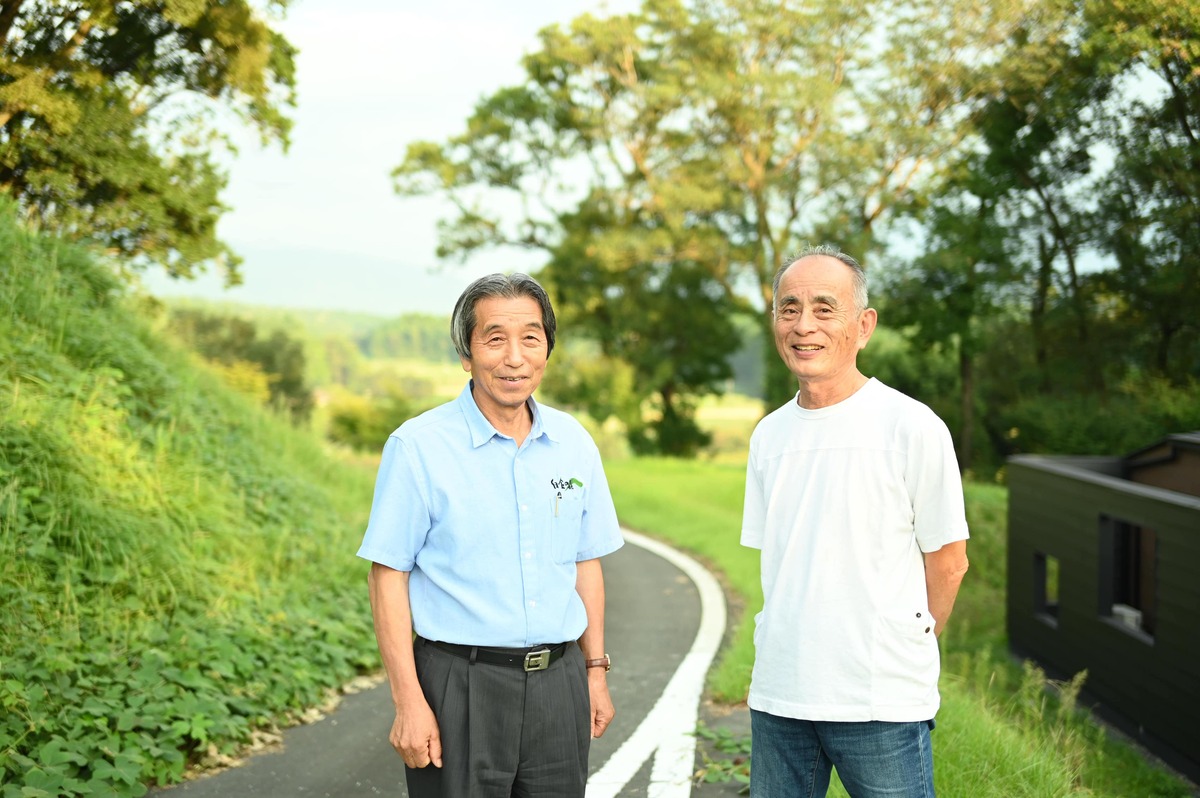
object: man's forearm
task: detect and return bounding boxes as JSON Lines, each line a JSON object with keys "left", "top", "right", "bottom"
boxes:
{"left": 367, "top": 563, "right": 422, "bottom": 707}
{"left": 924, "top": 540, "right": 969, "bottom": 636}
{"left": 575, "top": 557, "right": 615, "bottom": 738}
{"left": 575, "top": 558, "right": 606, "bottom": 658}
{"left": 368, "top": 562, "right": 443, "bottom": 768}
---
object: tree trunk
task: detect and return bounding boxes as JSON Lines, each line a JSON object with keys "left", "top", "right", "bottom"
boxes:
{"left": 958, "top": 342, "right": 974, "bottom": 473}
{"left": 761, "top": 314, "right": 794, "bottom": 410}
{"left": 1032, "top": 235, "right": 1053, "bottom": 390}
{"left": 1156, "top": 322, "right": 1178, "bottom": 377}
{"left": 0, "top": 0, "right": 25, "bottom": 49}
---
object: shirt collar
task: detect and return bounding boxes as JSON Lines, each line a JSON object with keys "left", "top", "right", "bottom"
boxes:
{"left": 457, "top": 380, "right": 554, "bottom": 447}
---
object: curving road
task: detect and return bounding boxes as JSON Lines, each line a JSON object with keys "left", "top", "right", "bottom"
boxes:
{"left": 151, "top": 530, "right": 731, "bottom": 797}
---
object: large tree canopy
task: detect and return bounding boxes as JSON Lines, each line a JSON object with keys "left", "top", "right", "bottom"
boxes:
{"left": 885, "top": 0, "right": 1200, "bottom": 468}
{"left": 394, "top": 0, "right": 1199, "bottom": 463}
{"left": 0, "top": 0, "right": 297, "bottom": 283}
{"left": 394, "top": 0, "right": 1021, "bottom": 452}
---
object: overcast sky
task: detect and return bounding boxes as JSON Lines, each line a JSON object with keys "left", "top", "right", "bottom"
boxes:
{"left": 142, "top": 0, "right": 638, "bottom": 317}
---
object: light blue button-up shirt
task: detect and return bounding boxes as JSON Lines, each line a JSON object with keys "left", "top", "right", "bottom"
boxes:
{"left": 357, "top": 382, "right": 624, "bottom": 647}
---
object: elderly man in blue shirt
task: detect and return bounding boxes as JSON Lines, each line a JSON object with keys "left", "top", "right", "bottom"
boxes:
{"left": 357, "top": 272, "right": 624, "bottom": 798}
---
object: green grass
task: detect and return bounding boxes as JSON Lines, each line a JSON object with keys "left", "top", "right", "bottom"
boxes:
{"left": 604, "top": 455, "right": 1194, "bottom": 797}
{"left": 0, "top": 206, "right": 380, "bottom": 795}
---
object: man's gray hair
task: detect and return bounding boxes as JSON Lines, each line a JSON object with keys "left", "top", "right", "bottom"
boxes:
{"left": 772, "top": 244, "right": 869, "bottom": 313}
{"left": 451, "top": 273, "right": 557, "bottom": 360}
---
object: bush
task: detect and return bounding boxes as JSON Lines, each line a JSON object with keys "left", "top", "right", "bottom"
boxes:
{"left": 168, "top": 309, "right": 315, "bottom": 423}
{"left": 996, "top": 375, "right": 1200, "bottom": 457}
{"left": 325, "top": 389, "right": 417, "bottom": 451}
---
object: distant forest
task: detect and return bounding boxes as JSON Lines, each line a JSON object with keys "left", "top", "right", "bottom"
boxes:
{"left": 163, "top": 297, "right": 768, "bottom": 399}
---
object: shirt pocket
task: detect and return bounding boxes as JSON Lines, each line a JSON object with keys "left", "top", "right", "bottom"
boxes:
{"left": 551, "top": 490, "right": 585, "bottom": 564}
{"left": 871, "top": 611, "right": 940, "bottom": 705}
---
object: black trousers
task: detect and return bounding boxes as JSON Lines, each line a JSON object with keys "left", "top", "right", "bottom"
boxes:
{"left": 405, "top": 637, "right": 591, "bottom": 798}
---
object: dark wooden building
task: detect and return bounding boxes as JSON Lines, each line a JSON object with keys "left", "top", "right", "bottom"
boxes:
{"left": 1007, "top": 433, "right": 1200, "bottom": 782}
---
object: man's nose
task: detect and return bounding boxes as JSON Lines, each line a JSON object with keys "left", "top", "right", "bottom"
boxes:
{"left": 792, "top": 307, "right": 818, "bottom": 331}
{"left": 503, "top": 340, "right": 525, "bottom": 365}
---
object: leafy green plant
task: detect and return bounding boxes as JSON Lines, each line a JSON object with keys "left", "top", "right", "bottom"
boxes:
{"left": 325, "top": 388, "right": 421, "bottom": 451}
{"left": 693, "top": 723, "right": 751, "bottom": 794}
{"left": 997, "top": 376, "right": 1200, "bottom": 460}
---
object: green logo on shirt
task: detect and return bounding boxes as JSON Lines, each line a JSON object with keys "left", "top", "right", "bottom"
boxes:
{"left": 551, "top": 477, "right": 584, "bottom": 490}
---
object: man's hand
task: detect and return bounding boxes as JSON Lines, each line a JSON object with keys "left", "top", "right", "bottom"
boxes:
{"left": 390, "top": 696, "right": 443, "bottom": 768}
{"left": 587, "top": 668, "right": 615, "bottom": 738}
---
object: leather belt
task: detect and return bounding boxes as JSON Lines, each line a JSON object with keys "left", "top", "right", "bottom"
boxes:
{"left": 420, "top": 638, "right": 571, "bottom": 672}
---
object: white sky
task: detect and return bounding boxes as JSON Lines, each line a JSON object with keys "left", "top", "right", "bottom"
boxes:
{"left": 142, "top": 0, "right": 638, "bottom": 317}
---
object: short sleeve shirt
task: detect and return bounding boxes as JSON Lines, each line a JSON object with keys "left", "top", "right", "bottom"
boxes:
{"left": 357, "top": 382, "right": 624, "bottom": 647}
{"left": 741, "top": 379, "right": 969, "bottom": 721}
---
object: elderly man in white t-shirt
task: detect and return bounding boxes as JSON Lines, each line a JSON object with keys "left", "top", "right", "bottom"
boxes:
{"left": 742, "top": 246, "right": 970, "bottom": 798}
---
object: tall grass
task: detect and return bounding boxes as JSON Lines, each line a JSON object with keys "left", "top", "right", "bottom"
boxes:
{"left": 0, "top": 207, "right": 379, "bottom": 795}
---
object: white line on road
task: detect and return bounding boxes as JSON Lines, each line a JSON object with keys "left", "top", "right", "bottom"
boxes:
{"left": 587, "top": 529, "right": 728, "bottom": 798}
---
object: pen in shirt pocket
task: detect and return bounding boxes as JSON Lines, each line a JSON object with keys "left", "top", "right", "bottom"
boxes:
{"left": 556, "top": 491, "right": 562, "bottom": 517}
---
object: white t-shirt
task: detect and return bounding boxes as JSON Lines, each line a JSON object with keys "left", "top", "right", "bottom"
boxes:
{"left": 741, "top": 378, "right": 969, "bottom": 722}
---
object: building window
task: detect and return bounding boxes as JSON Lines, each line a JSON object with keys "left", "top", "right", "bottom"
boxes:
{"left": 1034, "top": 552, "right": 1060, "bottom": 627}
{"left": 1099, "top": 515, "right": 1157, "bottom": 640}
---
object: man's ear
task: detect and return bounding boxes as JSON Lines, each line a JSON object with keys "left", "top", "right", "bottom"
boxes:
{"left": 857, "top": 308, "right": 878, "bottom": 350}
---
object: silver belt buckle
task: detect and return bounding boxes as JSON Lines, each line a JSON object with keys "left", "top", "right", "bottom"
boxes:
{"left": 523, "top": 648, "right": 552, "bottom": 672}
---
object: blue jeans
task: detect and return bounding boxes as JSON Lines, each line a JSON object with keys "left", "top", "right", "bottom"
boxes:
{"left": 750, "top": 710, "right": 936, "bottom": 798}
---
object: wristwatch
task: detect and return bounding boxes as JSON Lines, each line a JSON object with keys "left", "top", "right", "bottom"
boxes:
{"left": 585, "top": 654, "right": 612, "bottom": 672}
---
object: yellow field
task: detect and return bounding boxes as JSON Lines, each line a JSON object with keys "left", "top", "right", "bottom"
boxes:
{"left": 695, "top": 392, "right": 764, "bottom": 464}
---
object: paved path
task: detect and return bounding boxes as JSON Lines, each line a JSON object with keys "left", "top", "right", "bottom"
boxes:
{"left": 152, "top": 530, "right": 750, "bottom": 797}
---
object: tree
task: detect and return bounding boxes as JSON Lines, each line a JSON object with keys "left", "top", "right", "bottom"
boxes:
{"left": 884, "top": 182, "right": 1016, "bottom": 470}
{"left": 888, "top": 0, "right": 1116, "bottom": 467}
{"left": 168, "top": 308, "right": 313, "bottom": 422}
{"left": 538, "top": 192, "right": 741, "bottom": 455}
{"left": 1088, "top": 0, "right": 1200, "bottom": 380}
{"left": 394, "top": 0, "right": 1014, "bottom": 435}
{"left": 359, "top": 313, "right": 457, "bottom": 362}
{"left": 0, "top": 0, "right": 297, "bottom": 283}
{"left": 967, "top": 0, "right": 1118, "bottom": 393}
{"left": 889, "top": 0, "right": 1200, "bottom": 469}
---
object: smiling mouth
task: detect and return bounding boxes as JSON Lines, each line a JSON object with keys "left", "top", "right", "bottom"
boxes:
{"left": 794, "top": 345, "right": 822, "bottom": 351}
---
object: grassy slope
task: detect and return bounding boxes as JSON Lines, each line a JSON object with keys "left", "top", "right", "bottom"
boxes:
{"left": 0, "top": 212, "right": 379, "bottom": 795}
{"left": 604, "top": 456, "right": 1192, "bottom": 797}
